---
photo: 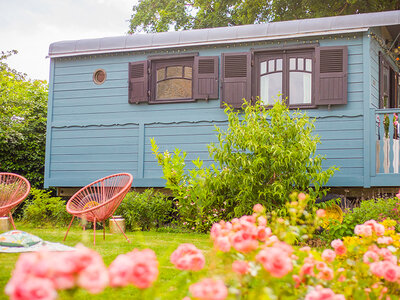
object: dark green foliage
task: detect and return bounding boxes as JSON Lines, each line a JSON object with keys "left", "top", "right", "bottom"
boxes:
{"left": 129, "top": 0, "right": 399, "bottom": 33}
{"left": 152, "top": 100, "right": 336, "bottom": 232}
{"left": 22, "top": 188, "right": 70, "bottom": 226}
{"left": 115, "top": 189, "right": 175, "bottom": 231}
{"left": 0, "top": 51, "right": 48, "bottom": 188}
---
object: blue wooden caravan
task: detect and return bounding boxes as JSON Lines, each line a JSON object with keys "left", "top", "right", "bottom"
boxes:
{"left": 45, "top": 11, "right": 400, "bottom": 194}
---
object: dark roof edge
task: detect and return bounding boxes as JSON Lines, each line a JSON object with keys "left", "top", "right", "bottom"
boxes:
{"left": 48, "top": 10, "right": 400, "bottom": 58}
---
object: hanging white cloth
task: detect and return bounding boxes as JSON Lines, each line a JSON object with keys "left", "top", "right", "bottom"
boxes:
{"left": 376, "top": 140, "right": 380, "bottom": 173}
{"left": 393, "top": 139, "right": 399, "bottom": 173}
{"left": 384, "top": 137, "right": 390, "bottom": 173}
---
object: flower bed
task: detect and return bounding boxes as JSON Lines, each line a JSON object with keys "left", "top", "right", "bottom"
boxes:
{"left": 5, "top": 192, "right": 400, "bottom": 299}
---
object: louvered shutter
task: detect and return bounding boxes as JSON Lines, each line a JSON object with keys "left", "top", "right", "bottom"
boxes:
{"left": 128, "top": 60, "right": 149, "bottom": 104}
{"left": 315, "top": 46, "right": 348, "bottom": 105}
{"left": 193, "top": 56, "right": 219, "bottom": 100}
{"left": 221, "top": 52, "right": 251, "bottom": 108}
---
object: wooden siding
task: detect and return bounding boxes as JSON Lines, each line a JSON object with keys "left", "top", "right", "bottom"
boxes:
{"left": 45, "top": 34, "right": 368, "bottom": 188}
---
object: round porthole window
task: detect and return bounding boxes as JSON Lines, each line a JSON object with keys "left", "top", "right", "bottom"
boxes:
{"left": 93, "top": 69, "right": 106, "bottom": 85}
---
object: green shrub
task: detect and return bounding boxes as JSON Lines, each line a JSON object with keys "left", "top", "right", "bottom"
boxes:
{"left": 22, "top": 188, "right": 70, "bottom": 226}
{"left": 115, "top": 189, "right": 174, "bottom": 231}
{"left": 152, "top": 99, "right": 336, "bottom": 232}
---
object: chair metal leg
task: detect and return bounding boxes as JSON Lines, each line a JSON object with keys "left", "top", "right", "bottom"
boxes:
{"left": 111, "top": 216, "right": 130, "bottom": 243}
{"left": 64, "top": 216, "right": 75, "bottom": 241}
{"left": 8, "top": 212, "right": 16, "bottom": 230}
{"left": 93, "top": 218, "right": 96, "bottom": 246}
{"left": 103, "top": 221, "right": 106, "bottom": 240}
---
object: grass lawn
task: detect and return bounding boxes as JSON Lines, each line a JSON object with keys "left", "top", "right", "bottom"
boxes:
{"left": 0, "top": 223, "right": 211, "bottom": 299}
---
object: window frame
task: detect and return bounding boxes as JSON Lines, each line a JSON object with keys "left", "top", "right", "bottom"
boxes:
{"left": 253, "top": 47, "right": 316, "bottom": 109}
{"left": 379, "top": 52, "right": 399, "bottom": 109}
{"left": 151, "top": 57, "right": 194, "bottom": 104}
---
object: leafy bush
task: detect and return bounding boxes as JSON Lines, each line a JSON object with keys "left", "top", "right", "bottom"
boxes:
{"left": 0, "top": 50, "right": 48, "bottom": 188}
{"left": 152, "top": 99, "right": 336, "bottom": 232}
{"left": 22, "top": 188, "right": 70, "bottom": 226}
{"left": 115, "top": 189, "right": 174, "bottom": 231}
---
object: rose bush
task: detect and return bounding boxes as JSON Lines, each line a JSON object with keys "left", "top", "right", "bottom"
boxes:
{"left": 6, "top": 192, "right": 400, "bottom": 299}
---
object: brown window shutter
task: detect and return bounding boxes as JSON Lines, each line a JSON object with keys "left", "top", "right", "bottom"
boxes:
{"left": 193, "top": 56, "right": 219, "bottom": 100}
{"left": 128, "top": 60, "right": 149, "bottom": 104}
{"left": 221, "top": 52, "right": 251, "bottom": 108}
{"left": 315, "top": 46, "right": 348, "bottom": 105}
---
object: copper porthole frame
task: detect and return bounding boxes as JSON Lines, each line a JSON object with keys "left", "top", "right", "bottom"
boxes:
{"left": 93, "top": 69, "right": 106, "bottom": 85}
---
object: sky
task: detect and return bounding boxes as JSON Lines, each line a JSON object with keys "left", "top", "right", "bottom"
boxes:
{"left": 1, "top": 0, "right": 137, "bottom": 81}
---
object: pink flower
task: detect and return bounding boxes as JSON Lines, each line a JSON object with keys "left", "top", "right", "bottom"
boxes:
{"left": 354, "top": 225, "right": 372, "bottom": 237}
{"left": 214, "top": 236, "right": 231, "bottom": 252}
{"left": 257, "top": 216, "right": 267, "bottom": 227}
{"left": 381, "top": 261, "right": 399, "bottom": 282}
{"left": 396, "top": 189, "right": 400, "bottom": 200}
{"left": 230, "top": 230, "right": 258, "bottom": 253}
{"left": 321, "top": 249, "right": 336, "bottom": 263}
{"left": 253, "top": 203, "right": 264, "bottom": 213}
{"left": 316, "top": 209, "right": 326, "bottom": 218}
{"left": 189, "top": 278, "right": 228, "bottom": 300}
{"left": 256, "top": 247, "right": 293, "bottom": 278}
{"left": 128, "top": 249, "right": 159, "bottom": 289}
{"left": 232, "top": 260, "right": 250, "bottom": 275}
{"left": 299, "top": 246, "right": 311, "bottom": 252}
{"left": 171, "top": 244, "right": 205, "bottom": 271}
{"left": 256, "top": 226, "right": 271, "bottom": 242}
{"left": 305, "top": 286, "right": 345, "bottom": 300}
{"left": 300, "top": 262, "right": 315, "bottom": 277}
{"left": 298, "top": 193, "right": 307, "bottom": 201}
{"left": 377, "top": 237, "right": 393, "bottom": 245}
{"left": 317, "top": 267, "right": 334, "bottom": 281}
{"left": 363, "top": 251, "right": 379, "bottom": 264}
{"left": 6, "top": 277, "right": 57, "bottom": 300}
{"left": 108, "top": 254, "right": 135, "bottom": 287}
{"left": 331, "top": 239, "right": 346, "bottom": 256}
{"left": 77, "top": 263, "right": 109, "bottom": 294}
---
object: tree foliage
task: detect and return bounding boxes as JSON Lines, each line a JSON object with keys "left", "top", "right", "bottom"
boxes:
{"left": 0, "top": 51, "right": 48, "bottom": 188}
{"left": 129, "top": 0, "right": 400, "bottom": 33}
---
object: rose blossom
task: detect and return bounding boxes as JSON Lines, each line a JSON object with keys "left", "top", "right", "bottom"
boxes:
{"left": 321, "top": 249, "right": 336, "bottom": 263}
{"left": 317, "top": 267, "right": 334, "bottom": 281}
{"left": 77, "top": 263, "right": 109, "bottom": 294}
{"left": 253, "top": 203, "right": 264, "bottom": 213}
{"left": 232, "top": 260, "right": 250, "bottom": 275}
{"left": 377, "top": 237, "right": 393, "bottom": 245}
{"left": 108, "top": 254, "right": 135, "bottom": 287}
{"left": 128, "top": 249, "right": 159, "bottom": 289}
{"left": 256, "top": 247, "right": 293, "bottom": 278}
{"left": 189, "top": 278, "right": 228, "bottom": 300}
{"left": 214, "top": 236, "right": 231, "bottom": 252}
{"left": 331, "top": 239, "right": 346, "bottom": 256}
{"left": 230, "top": 230, "right": 258, "bottom": 253}
{"left": 305, "top": 286, "right": 345, "bottom": 300}
{"left": 363, "top": 251, "right": 379, "bottom": 264}
{"left": 6, "top": 277, "right": 57, "bottom": 300}
{"left": 171, "top": 243, "right": 205, "bottom": 271}
{"left": 316, "top": 209, "right": 326, "bottom": 218}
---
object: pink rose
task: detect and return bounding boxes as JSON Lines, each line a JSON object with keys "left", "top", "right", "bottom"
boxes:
{"left": 256, "top": 226, "right": 271, "bottom": 242}
{"left": 6, "top": 277, "right": 57, "bottom": 300}
{"left": 363, "top": 251, "right": 379, "bottom": 264}
{"left": 214, "top": 236, "right": 231, "bottom": 252}
{"left": 257, "top": 216, "right": 267, "bottom": 227}
{"left": 317, "top": 267, "right": 334, "bottom": 281}
{"left": 171, "top": 244, "right": 205, "bottom": 271}
{"left": 230, "top": 230, "right": 258, "bottom": 253}
{"left": 232, "top": 260, "right": 250, "bottom": 275}
{"left": 305, "top": 286, "right": 345, "bottom": 300}
{"left": 300, "top": 262, "right": 315, "bottom": 277}
{"left": 189, "top": 278, "right": 228, "bottom": 300}
{"left": 331, "top": 239, "right": 346, "bottom": 256}
{"left": 253, "top": 203, "right": 264, "bottom": 213}
{"left": 77, "top": 263, "right": 109, "bottom": 294}
{"left": 321, "top": 249, "right": 336, "bottom": 263}
{"left": 256, "top": 247, "right": 293, "bottom": 278}
{"left": 128, "top": 249, "right": 159, "bottom": 289}
{"left": 298, "top": 193, "right": 307, "bottom": 201}
{"left": 381, "top": 261, "right": 399, "bottom": 282}
{"left": 377, "top": 237, "right": 393, "bottom": 245}
{"left": 108, "top": 254, "right": 135, "bottom": 287}
{"left": 316, "top": 209, "right": 326, "bottom": 218}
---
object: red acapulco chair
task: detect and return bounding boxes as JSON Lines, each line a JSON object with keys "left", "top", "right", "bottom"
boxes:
{"left": 0, "top": 173, "right": 31, "bottom": 230}
{"left": 64, "top": 173, "right": 133, "bottom": 245}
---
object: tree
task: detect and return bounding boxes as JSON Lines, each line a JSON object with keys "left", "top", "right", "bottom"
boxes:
{"left": 129, "top": 0, "right": 400, "bottom": 33}
{"left": 0, "top": 51, "right": 48, "bottom": 188}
